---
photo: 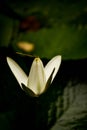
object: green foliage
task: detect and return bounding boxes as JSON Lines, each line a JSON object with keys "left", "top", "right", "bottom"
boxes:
{"left": 0, "top": 14, "right": 13, "bottom": 47}
{"left": 19, "top": 25, "right": 87, "bottom": 59}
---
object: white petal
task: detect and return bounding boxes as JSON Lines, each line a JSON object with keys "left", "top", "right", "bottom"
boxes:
{"left": 27, "top": 58, "right": 46, "bottom": 95}
{"left": 7, "top": 57, "right": 28, "bottom": 87}
{"left": 44, "top": 55, "right": 61, "bottom": 82}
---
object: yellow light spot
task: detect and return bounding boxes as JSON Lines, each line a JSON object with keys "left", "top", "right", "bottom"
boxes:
{"left": 17, "top": 41, "right": 34, "bottom": 52}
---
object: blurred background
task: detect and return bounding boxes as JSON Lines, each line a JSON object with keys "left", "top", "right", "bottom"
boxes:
{"left": 0, "top": 0, "right": 87, "bottom": 59}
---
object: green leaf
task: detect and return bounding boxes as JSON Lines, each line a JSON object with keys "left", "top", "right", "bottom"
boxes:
{"left": 51, "top": 83, "right": 87, "bottom": 130}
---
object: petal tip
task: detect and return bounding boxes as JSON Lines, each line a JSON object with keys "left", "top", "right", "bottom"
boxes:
{"left": 56, "top": 55, "right": 62, "bottom": 60}
{"left": 6, "top": 56, "right": 9, "bottom": 62}
{"left": 55, "top": 55, "right": 62, "bottom": 64}
{"left": 6, "top": 57, "right": 12, "bottom": 64}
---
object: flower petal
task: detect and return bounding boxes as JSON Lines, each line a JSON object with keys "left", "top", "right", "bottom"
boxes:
{"left": 44, "top": 55, "right": 61, "bottom": 82}
{"left": 22, "top": 83, "right": 38, "bottom": 97}
{"left": 44, "top": 68, "right": 55, "bottom": 93}
{"left": 7, "top": 57, "right": 28, "bottom": 87}
{"left": 27, "top": 58, "right": 46, "bottom": 95}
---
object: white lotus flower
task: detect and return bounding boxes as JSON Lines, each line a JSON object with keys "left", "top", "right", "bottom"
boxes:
{"left": 7, "top": 55, "right": 61, "bottom": 97}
